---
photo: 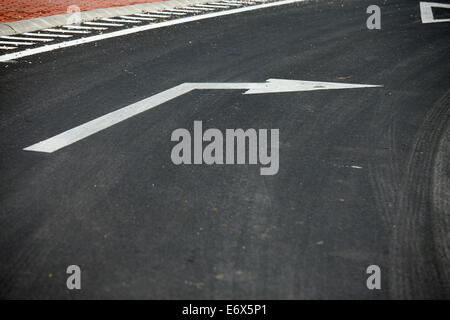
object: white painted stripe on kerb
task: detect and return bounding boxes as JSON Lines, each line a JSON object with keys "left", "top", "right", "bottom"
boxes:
{"left": 196, "top": 4, "right": 231, "bottom": 8}
{"left": 147, "top": 11, "right": 183, "bottom": 16}
{"left": 222, "top": 0, "right": 255, "bottom": 4}
{"left": 180, "top": 7, "right": 205, "bottom": 12}
{"left": 102, "top": 18, "right": 141, "bottom": 23}
{"left": 24, "top": 32, "right": 73, "bottom": 38}
{"left": 225, "top": 0, "right": 256, "bottom": 4}
{"left": 185, "top": 6, "right": 215, "bottom": 11}
{"left": 159, "top": 10, "right": 186, "bottom": 15}
{"left": 63, "top": 25, "right": 107, "bottom": 30}
{"left": 0, "top": 41, "right": 35, "bottom": 46}
{"left": 164, "top": 9, "right": 201, "bottom": 13}
{"left": 0, "top": 46, "right": 17, "bottom": 50}
{"left": 0, "top": 0, "right": 305, "bottom": 62}
{"left": 119, "top": 15, "right": 156, "bottom": 21}
{"left": 84, "top": 22, "right": 124, "bottom": 27}
{"left": 135, "top": 13, "right": 171, "bottom": 18}
{"left": 44, "top": 29, "right": 91, "bottom": 34}
{"left": 211, "top": 2, "right": 242, "bottom": 6}
{"left": 1, "top": 36, "right": 53, "bottom": 42}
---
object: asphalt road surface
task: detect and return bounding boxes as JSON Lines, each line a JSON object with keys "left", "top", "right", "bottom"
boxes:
{"left": 0, "top": 0, "right": 449, "bottom": 299}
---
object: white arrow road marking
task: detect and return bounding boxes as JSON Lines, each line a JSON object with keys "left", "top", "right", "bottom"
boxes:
{"left": 420, "top": 2, "right": 450, "bottom": 23}
{"left": 242, "top": 79, "right": 381, "bottom": 94}
{"left": 23, "top": 79, "right": 382, "bottom": 153}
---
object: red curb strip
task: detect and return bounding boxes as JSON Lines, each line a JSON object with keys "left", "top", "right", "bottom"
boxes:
{"left": 0, "top": 0, "right": 164, "bottom": 23}
{"left": 0, "top": 0, "right": 214, "bottom": 36}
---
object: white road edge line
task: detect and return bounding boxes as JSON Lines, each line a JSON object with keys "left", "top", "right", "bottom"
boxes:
{"left": 0, "top": 0, "right": 305, "bottom": 62}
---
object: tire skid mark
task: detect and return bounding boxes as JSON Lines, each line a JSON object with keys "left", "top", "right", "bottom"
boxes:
{"left": 368, "top": 88, "right": 450, "bottom": 298}
{"left": 430, "top": 98, "right": 450, "bottom": 295}
{"left": 392, "top": 90, "right": 450, "bottom": 299}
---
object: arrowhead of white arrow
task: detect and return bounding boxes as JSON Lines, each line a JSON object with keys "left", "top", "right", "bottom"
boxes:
{"left": 243, "top": 78, "right": 382, "bottom": 94}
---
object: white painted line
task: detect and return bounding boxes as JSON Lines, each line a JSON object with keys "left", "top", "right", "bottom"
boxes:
{"left": 24, "top": 79, "right": 381, "bottom": 153}
{"left": 24, "top": 83, "right": 194, "bottom": 153}
{"left": 135, "top": 13, "right": 171, "bottom": 18}
{"left": 0, "top": 46, "right": 17, "bottom": 50}
{"left": 351, "top": 165, "right": 363, "bottom": 169}
{"left": 158, "top": 10, "right": 187, "bottom": 15}
{"left": 1, "top": 36, "right": 53, "bottom": 42}
{"left": 195, "top": 4, "right": 231, "bottom": 8}
{"left": 63, "top": 25, "right": 107, "bottom": 30}
{"left": 172, "top": 8, "right": 203, "bottom": 13}
{"left": 223, "top": 0, "right": 256, "bottom": 4}
{"left": 24, "top": 32, "right": 73, "bottom": 38}
{"left": 84, "top": 22, "right": 124, "bottom": 27}
{"left": 179, "top": 7, "right": 204, "bottom": 12}
{"left": 147, "top": 10, "right": 184, "bottom": 16}
{"left": 210, "top": 2, "right": 240, "bottom": 5}
{"left": 44, "top": 29, "right": 91, "bottom": 34}
{"left": 119, "top": 15, "right": 156, "bottom": 21}
{"left": 420, "top": 2, "right": 450, "bottom": 23}
{"left": 211, "top": 1, "right": 242, "bottom": 6}
{"left": 0, "top": 0, "right": 305, "bottom": 62}
{"left": 222, "top": 0, "right": 256, "bottom": 4}
{"left": 184, "top": 6, "right": 215, "bottom": 11}
{"left": 163, "top": 9, "right": 199, "bottom": 13}
{"left": 102, "top": 18, "right": 142, "bottom": 23}
{"left": 0, "top": 41, "right": 35, "bottom": 46}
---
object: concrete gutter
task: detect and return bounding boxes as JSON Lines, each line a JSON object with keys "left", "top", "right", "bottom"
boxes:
{"left": 0, "top": 0, "right": 216, "bottom": 36}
